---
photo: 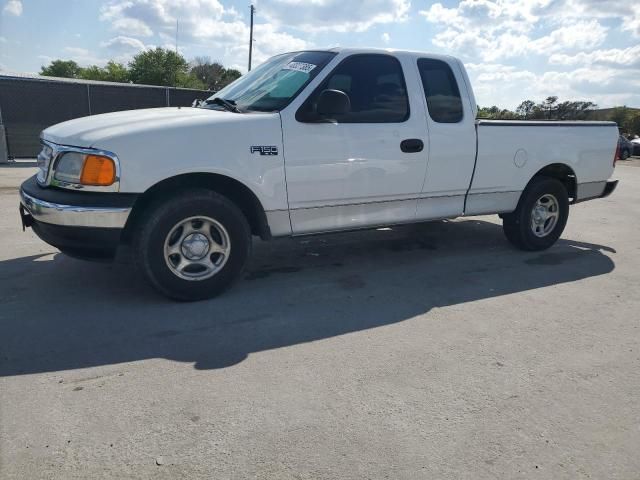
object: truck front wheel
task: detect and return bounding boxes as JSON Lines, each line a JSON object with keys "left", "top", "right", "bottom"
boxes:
{"left": 134, "top": 190, "right": 251, "bottom": 301}
{"left": 502, "top": 176, "right": 569, "bottom": 251}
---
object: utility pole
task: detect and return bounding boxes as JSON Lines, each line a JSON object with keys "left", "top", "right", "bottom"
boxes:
{"left": 248, "top": 4, "right": 255, "bottom": 71}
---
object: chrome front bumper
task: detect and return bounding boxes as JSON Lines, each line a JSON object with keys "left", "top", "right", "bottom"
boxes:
{"left": 20, "top": 188, "right": 131, "bottom": 229}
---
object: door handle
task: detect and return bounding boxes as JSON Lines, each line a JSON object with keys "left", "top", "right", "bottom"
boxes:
{"left": 400, "top": 139, "right": 424, "bottom": 153}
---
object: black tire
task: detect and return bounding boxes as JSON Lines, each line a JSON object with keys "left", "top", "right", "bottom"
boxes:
{"left": 621, "top": 149, "right": 630, "bottom": 160}
{"left": 134, "top": 189, "right": 251, "bottom": 301}
{"left": 502, "top": 176, "right": 569, "bottom": 251}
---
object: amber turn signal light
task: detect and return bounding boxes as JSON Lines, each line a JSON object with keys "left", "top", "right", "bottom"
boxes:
{"left": 80, "top": 155, "right": 116, "bottom": 186}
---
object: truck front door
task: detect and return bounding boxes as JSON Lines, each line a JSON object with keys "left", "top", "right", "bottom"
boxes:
{"left": 280, "top": 53, "right": 429, "bottom": 234}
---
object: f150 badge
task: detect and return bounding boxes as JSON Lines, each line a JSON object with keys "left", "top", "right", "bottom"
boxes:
{"left": 251, "top": 146, "right": 278, "bottom": 156}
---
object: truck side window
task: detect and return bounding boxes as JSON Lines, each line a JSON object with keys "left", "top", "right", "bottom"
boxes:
{"left": 417, "top": 58, "right": 463, "bottom": 123}
{"left": 297, "top": 54, "right": 409, "bottom": 123}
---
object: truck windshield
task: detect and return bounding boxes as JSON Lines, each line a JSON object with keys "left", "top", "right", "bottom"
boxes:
{"left": 203, "top": 51, "right": 336, "bottom": 113}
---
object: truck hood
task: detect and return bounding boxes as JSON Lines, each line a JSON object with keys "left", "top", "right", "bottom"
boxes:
{"left": 42, "top": 107, "right": 241, "bottom": 148}
{"left": 40, "top": 106, "right": 285, "bottom": 198}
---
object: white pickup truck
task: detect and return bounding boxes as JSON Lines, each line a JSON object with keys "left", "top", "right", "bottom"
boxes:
{"left": 19, "top": 48, "right": 619, "bottom": 300}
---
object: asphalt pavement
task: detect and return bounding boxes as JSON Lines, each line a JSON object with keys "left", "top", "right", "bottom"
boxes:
{"left": 0, "top": 161, "right": 639, "bottom": 479}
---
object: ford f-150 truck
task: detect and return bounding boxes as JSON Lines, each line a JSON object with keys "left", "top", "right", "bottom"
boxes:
{"left": 19, "top": 48, "right": 619, "bottom": 300}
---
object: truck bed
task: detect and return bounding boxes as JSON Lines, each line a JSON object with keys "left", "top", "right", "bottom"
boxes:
{"left": 464, "top": 120, "right": 618, "bottom": 215}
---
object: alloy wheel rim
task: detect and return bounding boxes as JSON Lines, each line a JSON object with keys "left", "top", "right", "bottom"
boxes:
{"left": 163, "top": 216, "right": 231, "bottom": 281}
{"left": 530, "top": 193, "right": 560, "bottom": 238}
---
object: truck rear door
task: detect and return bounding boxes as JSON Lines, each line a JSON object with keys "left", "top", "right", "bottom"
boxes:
{"left": 414, "top": 57, "right": 477, "bottom": 220}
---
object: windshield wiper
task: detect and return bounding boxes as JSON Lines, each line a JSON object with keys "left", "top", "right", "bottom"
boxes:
{"left": 205, "top": 97, "right": 242, "bottom": 113}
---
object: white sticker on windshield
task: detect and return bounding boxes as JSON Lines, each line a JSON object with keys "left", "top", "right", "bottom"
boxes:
{"left": 283, "top": 62, "right": 317, "bottom": 74}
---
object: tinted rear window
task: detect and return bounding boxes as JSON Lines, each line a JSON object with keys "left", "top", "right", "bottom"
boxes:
{"left": 417, "top": 58, "right": 463, "bottom": 123}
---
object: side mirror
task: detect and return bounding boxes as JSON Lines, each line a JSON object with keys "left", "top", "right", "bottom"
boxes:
{"left": 316, "top": 89, "right": 350, "bottom": 117}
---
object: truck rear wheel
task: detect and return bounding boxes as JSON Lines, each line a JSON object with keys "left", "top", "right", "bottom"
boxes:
{"left": 134, "top": 190, "right": 251, "bottom": 301}
{"left": 502, "top": 176, "right": 569, "bottom": 251}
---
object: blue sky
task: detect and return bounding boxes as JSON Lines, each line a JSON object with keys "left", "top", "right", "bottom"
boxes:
{"left": 1, "top": 0, "right": 639, "bottom": 109}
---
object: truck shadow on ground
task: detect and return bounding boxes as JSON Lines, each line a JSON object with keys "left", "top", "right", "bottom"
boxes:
{"left": 0, "top": 219, "right": 615, "bottom": 377}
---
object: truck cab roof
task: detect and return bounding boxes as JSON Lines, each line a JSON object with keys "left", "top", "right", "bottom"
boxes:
{"left": 299, "top": 47, "right": 461, "bottom": 63}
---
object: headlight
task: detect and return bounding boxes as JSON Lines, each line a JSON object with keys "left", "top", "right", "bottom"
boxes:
{"left": 54, "top": 153, "right": 116, "bottom": 187}
{"left": 53, "top": 152, "right": 85, "bottom": 183}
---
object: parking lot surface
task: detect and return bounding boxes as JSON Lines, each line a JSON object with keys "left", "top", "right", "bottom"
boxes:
{"left": 1, "top": 162, "right": 639, "bottom": 479}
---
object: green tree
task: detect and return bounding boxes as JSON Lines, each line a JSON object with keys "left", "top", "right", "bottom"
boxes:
{"left": 40, "top": 59, "right": 82, "bottom": 78}
{"left": 477, "top": 105, "right": 518, "bottom": 119}
{"left": 542, "top": 96, "right": 558, "bottom": 119}
{"left": 554, "top": 100, "right": 596, "bottom": 120}
{"left": 78, "top": 65, "right": 106, "bottom": 81}
{"left": 516, "top": 100, "right": 535, "bottom": 119}
{"left": 176, "top": 71, "right": 207, "bottom": 90}
{"left": 189, "top": 57, "right": 242, "bottom": 91}
{"left": 609, "top": 107, "right": 629, "bottom": 129}
{"left": 102, "top": 61, "right": 130, "bottom": 83}
{"left": 39, "top": 51, "right": 240, "bottom": 91}
{"left": 626, "top": 112, "right": 640, "bottom": 137}
{"left": 190, "top": 57, "right": 224, "bottom": 90}
{"left": 76, "top": 61, "right": 130, "bottom": 83}
{"left": 128, "top": 47, "right": 189, "bottom": 86}
{"left": 219, "top": 68, "right": 241, "bottom": 88}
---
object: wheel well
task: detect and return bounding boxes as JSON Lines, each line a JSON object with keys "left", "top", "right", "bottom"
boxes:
{"left": 533, "top": 163, "right": 577, "bottom": 201}
{"left": 121, "top": 173, "right": 272, "bottom": 243}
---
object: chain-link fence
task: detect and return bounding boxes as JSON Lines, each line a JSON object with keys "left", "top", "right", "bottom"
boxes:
{"left": 0, "top": 73, "right": 210, "bottom": 161}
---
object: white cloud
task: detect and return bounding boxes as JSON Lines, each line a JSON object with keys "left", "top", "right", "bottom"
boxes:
{"left": 535, "top": 67, "right": 640, "bottom": 105}
{"left": 254, "top": 24, "right": 308, "bottom": 57}
{"left": 62, "top": 46, "right": 107, "bottom": 66}
{"left": 99, "top": 0, "right": 407, "bottom": 37}
{"left": 100, "top": 0, "right": 229, "bottom": 41}
{"left": 110, "top": 17, "right": 154, "bottom": 37}
{"left": 190, "top": 18, "right": 247, "bottom": 44}
{"left": 0, "top": 36, "right": 7, "bottom": 43}
{"left": 466, "top": 62, "right": 537, "bottom": 108}
{"left": 101, "top": 36, "right": 149, "bottom": 53}
{"left": 98, "top": 0, "right": 312, "bottom": 72}
{"left": 99, "top": 36, "right": 155, "bottom": 65}
{"left": 37, "top": 54, "right": 54, "bottom": 64}
{"left": 223, "top": 23, "right": 310, "bottom": 68}
{"left": 420, "top": 0, "right": 543, "bottom": 36}
{"left": 540, "top": 0, "right": 640, "bottom": 38}
{"left": 420, "top": 0, "right": 640, "bottom": 107}
{"left": 466, "top": 61, "right": 640, "bottom": 109}
{"left": 259, "top": 0, "right": 410, "bottom": 33}
{"left": 421, "top": 2, "right": 609, "bottom": 62}
{"left": 2, "top": 0, "right": 22, "bottom": 16}
{"left": 381, "top": 32, "right": 391, "bottom": 44}
{"left": 527, "top": 20, "right": 607, "bottom": 55}
{"left": 549, "top": 45, "right": 640, "bottom": 69}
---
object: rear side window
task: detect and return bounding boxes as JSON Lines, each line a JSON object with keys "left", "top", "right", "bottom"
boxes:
{"left": 297, "top": 54, "right": 409, "bottom": 123}
{"left": 417, "top": 58, "right": 463, "bottom": 123}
